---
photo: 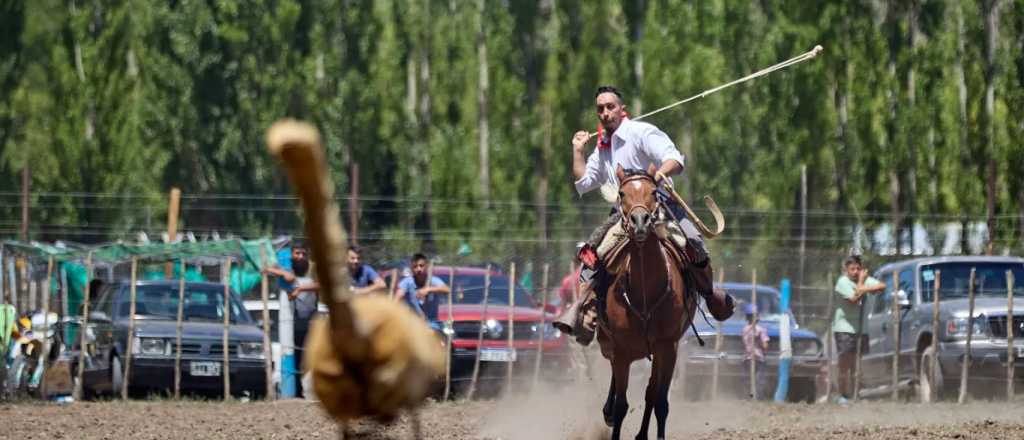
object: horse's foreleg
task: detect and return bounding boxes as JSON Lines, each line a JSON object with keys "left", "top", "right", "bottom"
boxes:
{"left": 602, "top": 374, "right": 616, "bottom": 427}
{"left": 610, "top": 358, "right": 631, "bottom": 440}
{"left": 635, "top": 365, "right": 657, "bottom": 440}
{"left": 653, "top": 343, "right": 678, "bottom": 440}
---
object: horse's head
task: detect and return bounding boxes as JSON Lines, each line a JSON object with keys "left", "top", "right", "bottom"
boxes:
{"left": 615, "top": 164, "right": 660, "bottom": 242}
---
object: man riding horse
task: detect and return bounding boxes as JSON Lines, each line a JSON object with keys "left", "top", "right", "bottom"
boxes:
{"left": 553, "top": 85, "right": 734, "bottom": 345}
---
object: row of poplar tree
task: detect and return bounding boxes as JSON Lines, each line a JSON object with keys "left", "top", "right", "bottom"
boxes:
{"left": 1, "top": 0, "right": 1023, "bottom": 263}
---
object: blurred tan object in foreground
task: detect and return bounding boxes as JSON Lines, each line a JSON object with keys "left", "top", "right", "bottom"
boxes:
{"left": 267, "top": 119, "right": 444, "bottom": 421}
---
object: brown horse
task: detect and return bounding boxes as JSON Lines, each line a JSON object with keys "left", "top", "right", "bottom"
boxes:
{"left": 596, "top": 165, "right": 697, "bottom": 440}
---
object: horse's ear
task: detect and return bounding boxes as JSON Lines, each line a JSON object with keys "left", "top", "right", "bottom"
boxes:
{"left": 646, "top": 163, "right": 658, "bottom": 177}
{"left": 615, "top": 164, "right": 626, "bottom": 182}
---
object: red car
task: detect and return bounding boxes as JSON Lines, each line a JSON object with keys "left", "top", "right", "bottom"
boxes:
{"left": 384, "top": 265, "right": 571, "bottom": 394}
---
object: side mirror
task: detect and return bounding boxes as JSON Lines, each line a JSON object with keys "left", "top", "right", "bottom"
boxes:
{"left": 89, "top": 311, "right": 112, "bottom": 323}
{"left": 896, "top": 289, "right": 911, "bottom": 308}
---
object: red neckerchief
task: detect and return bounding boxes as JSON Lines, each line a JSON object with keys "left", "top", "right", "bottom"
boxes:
{"left": 596, "top": 114, "right": 629, "bottom": 149}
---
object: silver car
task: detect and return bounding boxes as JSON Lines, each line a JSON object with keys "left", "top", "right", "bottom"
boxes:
{"left": 857, "top": 256, "right": 1024, "bottom": 401}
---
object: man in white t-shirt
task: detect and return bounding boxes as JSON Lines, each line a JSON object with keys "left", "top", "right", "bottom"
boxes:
{"left": 553, "top": 85, "right": 733, "bottom": 345}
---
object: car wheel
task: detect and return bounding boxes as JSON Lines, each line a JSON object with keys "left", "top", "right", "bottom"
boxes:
{"left": 110, "top": 354, "right": 124, "bottom": 397}
{"left": 917, "top": 346, "right": 943, "bottom": 403}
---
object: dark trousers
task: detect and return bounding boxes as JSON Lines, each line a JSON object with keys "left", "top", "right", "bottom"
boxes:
{"left": 294, "top": 318, "right": 311, "bottom": 396}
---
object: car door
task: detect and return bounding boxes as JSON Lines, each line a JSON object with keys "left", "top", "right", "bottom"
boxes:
{"left": 83, "top": 284, "right": 118, "bottom": 391}
{"left": 894, "top": 267, "right": 917, "bottom": 384}
{"left": 860, "top": 269, "right": 892, "bottom": 389}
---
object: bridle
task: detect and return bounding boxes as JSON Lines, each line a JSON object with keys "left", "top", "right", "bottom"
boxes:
{"left": 617, "top": 174, "right": 662, "bottom": 238}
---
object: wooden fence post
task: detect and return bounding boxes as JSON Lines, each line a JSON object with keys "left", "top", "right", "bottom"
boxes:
{"left": 1006, "top": 270, "right": 1015, "bottom": 400}
{"left": 122, "top": 257, "right": 139, "bottom": 399}
{"left": 531, "top": 263, "right": 550, "bottom": 391}
{"left": 749, "top": 269, "right": 758, "bottom": 400}
{"left": 223, "top": 258, "right": 232, "bottom": 400}
{"left": 175, "top": 259, "right": 185, "bottom": 399}
{"left": 442, "top": 266, "right": 455, "bottom": 401}
{"left": 40, "top": 257, "right": 53, "bottom": 388}
{"left": 891, "top": 271, "right": 901, "bottom": 401}
{"left": 72, "top": 252, "right": 93, "bottom": 401}
{"left": 388, "top": 268, "right": 398, "bottom": 300}
{"left": 507, "top": 262, "right": 516, "bottom": 393}
{"left": 824, "top": 271, "right": 834, "bottom": 402}
{"left": 467, "top": 264, "right": 491, "bottom": 400}
{"left": 710, "top": 267, "right": 725, "bottom": 400}
{"left": 930, "top": 270, "right": 941, "bottom": 401}
{"left": 260, "top": 249, "right": 275, "bottom": 400}
{"left": 854, "top": 299, "right": 865, "bottom": 401}
{"left": 958, "top": 268, "right": 976, "bottom": 404}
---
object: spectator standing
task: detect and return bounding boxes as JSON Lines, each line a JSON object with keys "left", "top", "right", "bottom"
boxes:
{"left": 397, "top": 253, "right": 451, "bottom": 329}
{"left": 264, "top": 242, "right": 319, "bottom": 397}
{"left": 832, "top": 255, "right": 886, "bottom": 405}
{"left": 347, "top": 245, "right": 386, "bottom": 295}
{"left": 742, "top": 303, "right": 769, "bottom": 400}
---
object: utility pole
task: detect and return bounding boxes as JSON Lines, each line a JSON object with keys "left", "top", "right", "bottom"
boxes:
{"left": 165, "top": 188, "right": 181, "bottom": 278}
{"left": 21, "top": 165, "right": 30, "bottom": 241}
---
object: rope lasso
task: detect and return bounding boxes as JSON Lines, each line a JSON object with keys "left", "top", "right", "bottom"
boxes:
{"left": 589, "top": 44, "right": 823, "bottom": 137}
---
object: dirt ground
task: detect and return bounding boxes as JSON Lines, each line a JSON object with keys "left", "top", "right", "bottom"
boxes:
{"left": 3, "top": 391, "right": 1024, "bottom": 439}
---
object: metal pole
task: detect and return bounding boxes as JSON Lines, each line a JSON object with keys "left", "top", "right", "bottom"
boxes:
{"left": 223, "top": 258, "right": 232, "bottom": 400}
{"left": 930, "top": 271, "right": 941, "bottom": 401}
{"left": 507, "top": 262, "right": 516, "bottom": 393}
{"left": 73, "top": 252, "right": 93, "bottom": 401}
{"left": 259, "top": 250, "right": 274, "bottom": 400}
{"left": 532, "top": 263, "right": 550, "bottom": 390}
{"left": 958, "top": 268, "right": 976, "bottom": 404}
{"left": 20, "top": 164, "right": 29, "bottom": 241}
{"left": 798, "top": 165, "right": 807, "bottom": 321}
{"left": 749, "top": 269, "right": 757, "bottom": 400}
{"left": 891, "top": 271, "right": 901, "bottom": 401}
{"left": 442, "top": 266, "right": 455, "bottom": 401}
{"left": 122, "top": 257, "right": 138, "bottom": 399}
{"left": 1007, "top": 270, "right": 1015, "bottom": 400}
{"left": 29, "top": 277, "right": 37, "bottom": 311}
{"left": 467, "top": 264, "right": 491, "bottom": 400}
{"left": 175, "top": 259, "right": 185, "bottom": 399}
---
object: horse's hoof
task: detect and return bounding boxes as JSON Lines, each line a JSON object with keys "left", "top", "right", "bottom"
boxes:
{"left": 603, "top": 413, "right": 614, "bottom": 428}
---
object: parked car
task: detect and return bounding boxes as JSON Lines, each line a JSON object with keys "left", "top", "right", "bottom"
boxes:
{"left": 678, "top": 282, "right": 825, "bottom": 402}
{"left": 79, "top": 280, "right": 267, "bottom": 398}
{"left": 383, "top": 265, "right": 571, "bottom": 393}
{"left": 856, "top": 256, "right": 1024, "bottom": 402}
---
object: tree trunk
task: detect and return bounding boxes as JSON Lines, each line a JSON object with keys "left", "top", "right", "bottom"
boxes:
{"left": 982, "top": 0, "right": 1001, "bottom": 254}
{"left": 886, "top": 0, "right": 903, "bottom": 255}
{"left": 625, "top": 0, "right": 646, "bottom": 113}
{"left": 906, "top": 0, "right": 920, "bottom": 254}
{"left": 476, "top": 0, "right": 491, "bottom": 208}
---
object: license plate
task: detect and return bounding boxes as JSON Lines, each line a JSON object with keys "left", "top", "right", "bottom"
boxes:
{"left": 190, "top": 361, "right": 221, "bottom": 377}
{"left": 479, "top": 348, "right": 517, "bottom": 363}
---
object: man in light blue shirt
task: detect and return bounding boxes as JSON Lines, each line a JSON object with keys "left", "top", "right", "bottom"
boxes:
{"left": 397, "top": 253, "right": 450, "bottom": 328}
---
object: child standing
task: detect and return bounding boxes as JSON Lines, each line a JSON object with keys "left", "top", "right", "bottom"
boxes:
{"left": 742, "top": 303, "right": 769, "bottom": 400}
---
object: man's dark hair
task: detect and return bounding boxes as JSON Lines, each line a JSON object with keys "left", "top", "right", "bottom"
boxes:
{"left": 348, "top": 244, "right": 361, "bottom": 255}
{"left": 411, "top": 252, "right": 428, "bottom": 263}
{"left": 291, "top": 239, "right": 308, "bottom": 251}
{"left": 843, "top": 255, "right": 863, "bottom": 267}
{"left": 595, "top": 85, "right": 624, "bottom": 104}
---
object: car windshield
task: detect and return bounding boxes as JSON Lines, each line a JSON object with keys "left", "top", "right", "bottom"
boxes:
{"left": 451, "top": 274, "right": 535, "bottom": 307}
{"left": 921, "top": 262, "right": 1024, "bottom": 301}
{"left": 724, "top": 287, "right": 783, "bottom": 322}
{"left": 117, "top": 285, "right": 251, "bottom": 323}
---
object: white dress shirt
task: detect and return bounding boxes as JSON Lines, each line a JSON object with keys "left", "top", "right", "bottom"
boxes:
{"left": 573, "top": 119, "right": 685, "bottom": 196}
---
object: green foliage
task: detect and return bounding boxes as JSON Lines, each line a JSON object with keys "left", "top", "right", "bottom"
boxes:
{"left": 1, "top": 0, "right": 1023, "bottom": 264}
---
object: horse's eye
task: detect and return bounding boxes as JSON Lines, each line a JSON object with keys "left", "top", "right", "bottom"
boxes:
{"left": 618, "top": 191, "right": 624, "bottom": 198}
